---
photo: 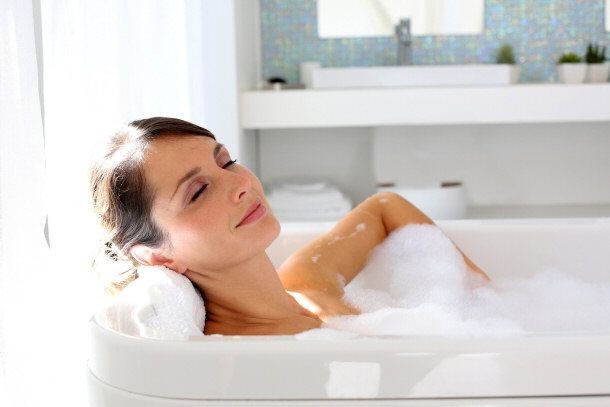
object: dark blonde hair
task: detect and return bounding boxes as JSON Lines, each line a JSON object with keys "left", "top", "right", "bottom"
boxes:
{"left": 89, "top": 117, "right": 215, "bottom": 294}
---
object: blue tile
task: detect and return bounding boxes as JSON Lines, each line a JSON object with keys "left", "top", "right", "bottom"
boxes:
{"left": 260, "top": 0, "right": 610, "bottom": 84}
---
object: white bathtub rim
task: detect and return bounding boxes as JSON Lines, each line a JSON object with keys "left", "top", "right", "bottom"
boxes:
{"left": 89, "top": 316, "right": 610, "bottom": 400}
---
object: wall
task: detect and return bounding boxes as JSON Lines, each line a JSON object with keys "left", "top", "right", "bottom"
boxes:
{"left": 259, "top": 127, "right": 375, "bottom": 203}
{"left": 254, "top": 1, "right": 610, "bottom": 215}
{"left": 259, "top": 122, "right": 610, "bottom": 210}
{"left": 234, "top": 0, "right": 262, "bottom": 170}
{"left": 260, "top": 0, "right": 610, "bottom": 84}
{"left": 371, "top": 123, "right": 610, "bottom": 207}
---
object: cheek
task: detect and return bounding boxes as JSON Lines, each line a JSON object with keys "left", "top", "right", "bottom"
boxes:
{"left": 181, "top": 216, "right": 222, "bottom": 241}
{"left": 164, "top": 214, "right": 220, "bottom": 252}
{"left": 169, "top": 224, "right": 232, "bottom": 269}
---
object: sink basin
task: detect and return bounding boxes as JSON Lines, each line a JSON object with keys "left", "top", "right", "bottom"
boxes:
{"left": 311, "top": 64, "right": 520, "bottom": 89}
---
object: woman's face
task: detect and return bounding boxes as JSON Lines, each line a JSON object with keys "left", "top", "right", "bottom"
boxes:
{"left": 142, "top": 135, "right": 280, "bottom": 273}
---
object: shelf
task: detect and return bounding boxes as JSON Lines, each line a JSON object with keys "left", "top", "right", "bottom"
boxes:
{"left": 240, "top": 83, "right": 610, "bottom": 129}
{"left": 275, "top": 204, "right": 610, "bottom": 227}
{"left": 465, "top": 204, "right": 610, "bottom": 220}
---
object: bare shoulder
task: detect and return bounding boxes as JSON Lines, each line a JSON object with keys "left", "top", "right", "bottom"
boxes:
{"left": 277, "top": 193, "right": 398, "bottom": 317}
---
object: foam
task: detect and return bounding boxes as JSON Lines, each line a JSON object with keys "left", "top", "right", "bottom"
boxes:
{"left": 300, "top": 224, "right": 610, "bottom": 338}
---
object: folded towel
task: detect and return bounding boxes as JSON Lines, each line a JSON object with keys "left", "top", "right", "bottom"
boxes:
{"left": 267, "top": 181, "right": 352, "bottom": 221}
{"left": 281, "top": 181, "right": 329, "bottom": 193}
{"left": 273, "top": 202, "right": 352, "bottom": 220}
{"left": 96, "top": 265, "right": 205, "bottom": 340}
{"left": 269, "top": 190, "right": 347, "bottom": 209}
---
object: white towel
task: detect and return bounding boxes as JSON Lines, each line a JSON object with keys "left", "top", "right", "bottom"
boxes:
{"left": 96, "top": 265, "right": 206, "bottom": 340}
{"left": 273, "top": 203, "right": 352, "bottom": 221}
{"left": 267, "top": 181, "right": 352, "bottom": 221}
{"left": 269, "top": 189, "right": 347, "bottom": 209}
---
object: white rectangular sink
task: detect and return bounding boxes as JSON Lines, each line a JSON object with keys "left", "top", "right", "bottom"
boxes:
{"left": 311, "top": 64, "right": 520, "bottom": 89}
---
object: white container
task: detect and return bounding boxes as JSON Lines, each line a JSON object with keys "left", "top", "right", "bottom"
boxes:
{"left": 585, "top": 62, "right": 610, "bottom": 83}
{"left": 88, "top": 218, "right": 610, "bottom": 406}
{"left": 557, "top": 63, "right": 587, "bottom": 84}
{"left": 377, "top": 183, "right": 468, "bottom": 220}
{"left": 508, "top": 64, "right": 521, "bottom": 83}
{"left": 299, "top": 61, "right": 321, "bottom": 88}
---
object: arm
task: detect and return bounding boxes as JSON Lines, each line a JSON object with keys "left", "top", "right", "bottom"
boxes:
{"left": 278, "top": 192, "right": 487, "bottom": 300}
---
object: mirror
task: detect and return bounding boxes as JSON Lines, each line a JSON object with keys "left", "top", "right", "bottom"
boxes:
{"left": 607, "top": 0, "right": 610, "bottom": 31}
{"left": 317, "top": 0, "right": 485, "bottom": 38}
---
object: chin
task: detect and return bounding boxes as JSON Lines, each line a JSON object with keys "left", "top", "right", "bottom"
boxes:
{"left": 263, "top": 210, "right": 281, "bottom": 248}
{"left": 258, "top": 195, "right": 280, "bottom": 239}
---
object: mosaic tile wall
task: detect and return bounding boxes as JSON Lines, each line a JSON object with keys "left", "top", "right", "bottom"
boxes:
{"left": 261, "top": 0, "right": 610, "bottom": 83}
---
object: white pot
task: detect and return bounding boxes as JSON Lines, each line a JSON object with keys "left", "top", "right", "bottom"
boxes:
{"left": 377, "top": 183, "right": 468, "bottom": 220}
{"left": 508, "top": 65, "right": 521, "bottom": 84}
{"left": 556, "top": 63, "right": 587, "bottom": 84}
{"left": 585, "top": 62, "right": 610, "bottom": 83}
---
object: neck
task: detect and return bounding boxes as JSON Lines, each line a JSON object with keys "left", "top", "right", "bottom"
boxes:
{"left": 184, "top": 252, "right": 321, "bottom": 335}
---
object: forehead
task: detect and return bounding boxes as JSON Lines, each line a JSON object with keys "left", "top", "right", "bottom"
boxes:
{"left": 145, "top": 135, "right": 216, "bottom": 161}
{"left": 142, "top": 135, "right": 217, "bottom": 191}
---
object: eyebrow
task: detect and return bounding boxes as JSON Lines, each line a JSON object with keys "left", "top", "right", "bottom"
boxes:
{"left": 170, "top": 142, "right": 225, "bottom": 201}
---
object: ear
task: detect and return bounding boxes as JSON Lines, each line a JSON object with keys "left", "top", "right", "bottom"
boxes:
{"left": 130, "top": 244, "right": 187, "bottom": 274}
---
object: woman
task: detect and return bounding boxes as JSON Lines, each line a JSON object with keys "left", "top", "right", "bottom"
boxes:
{"left": 90, "top": 117, "right": 488, "bottom": 335}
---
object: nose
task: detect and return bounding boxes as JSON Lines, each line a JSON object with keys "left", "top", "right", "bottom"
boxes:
{"left": 229, "top": 172, "right": 251, "bottom": 203}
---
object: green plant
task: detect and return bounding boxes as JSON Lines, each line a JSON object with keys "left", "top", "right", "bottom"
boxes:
{"left": 557, "top": 52, "right": 582, "bottom": 64}
{"left": 496, "top": 44, "right": 516, "bottom": 64}
{"left": 585, "top": 43, "right": 607, "bottom": 63}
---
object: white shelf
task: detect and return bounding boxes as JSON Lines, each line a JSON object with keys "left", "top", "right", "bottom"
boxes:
{"left": 240, "top": 83, "right": 610, "bottom": 129}
{"left": 465, "top": 204, "right": 610, "bottom": 220}
{"left": 275, "top": 204, "right": 610, "bottom": 225}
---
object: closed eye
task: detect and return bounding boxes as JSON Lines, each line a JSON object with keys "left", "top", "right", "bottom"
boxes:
{"left": 190, "top": 160, "right": 236, "bottom": 203}
{"left": 191, "top": 185, "right": 207, "bottom": 203}
{"left": 223, "top": 159, "right": 237, "bottom": 168}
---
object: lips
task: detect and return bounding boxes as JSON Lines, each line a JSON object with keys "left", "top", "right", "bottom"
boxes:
{"left": 237, "top": 199, "right": 266, "bottom": 227}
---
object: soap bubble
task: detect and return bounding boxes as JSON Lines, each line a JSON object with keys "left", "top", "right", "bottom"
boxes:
{"left": 306, "top": 224, "right": 610, "bottom": 338}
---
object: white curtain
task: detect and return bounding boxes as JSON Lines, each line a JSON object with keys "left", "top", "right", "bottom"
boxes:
{"left": 0, "top": 0, "right": 50, "bottom": 405}
{"left": 41, "top": 0, "right": 207, "bottom": 274}
{"left": 2, "top": 0, "right": 212, "bottom": 404}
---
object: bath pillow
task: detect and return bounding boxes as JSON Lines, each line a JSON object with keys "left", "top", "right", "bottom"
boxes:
{"left": 96, "top": 265, "right": 205, "bottom": 340}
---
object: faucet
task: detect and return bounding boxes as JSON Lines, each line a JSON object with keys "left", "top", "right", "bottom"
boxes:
{"left": 395, "top": 18, "right": 413, "bottom": 65}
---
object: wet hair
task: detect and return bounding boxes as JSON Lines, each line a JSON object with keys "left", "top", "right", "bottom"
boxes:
{"left": 89, "top": 117, "right": 215, "bottom": 294}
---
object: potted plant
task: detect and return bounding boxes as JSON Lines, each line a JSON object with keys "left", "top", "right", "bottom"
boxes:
{"left": 496, "top": 44, "right": 520, "bottom": 84}
{"left": 584, "top": 43, "right": 609, "bottom": 83}
{"left": 556, "top": 52, "right": 587, "bottom": 84}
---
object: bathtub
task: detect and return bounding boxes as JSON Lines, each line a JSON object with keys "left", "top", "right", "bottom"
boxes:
{"left": 87, "top": 218, "right": 610, "bottom": 406}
